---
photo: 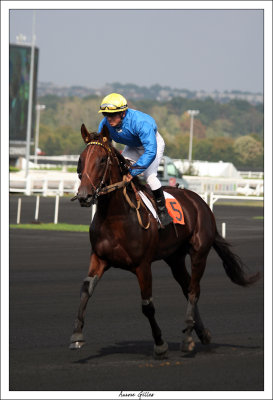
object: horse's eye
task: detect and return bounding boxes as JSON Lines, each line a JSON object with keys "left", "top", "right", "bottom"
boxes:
{"left": 100, "top": 157, "right": 107, "bottom": 164}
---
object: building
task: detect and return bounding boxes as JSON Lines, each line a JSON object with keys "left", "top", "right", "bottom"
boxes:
{"left": 174, "top": 159, "right": 241, "bottom": 178}
{"left": 9, "top": 43, "right": 39, "bottom": 165}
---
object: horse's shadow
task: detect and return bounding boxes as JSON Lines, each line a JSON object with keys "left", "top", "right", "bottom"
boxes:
{"left": 72, "top": 340, "right": 262, "bottom": 364}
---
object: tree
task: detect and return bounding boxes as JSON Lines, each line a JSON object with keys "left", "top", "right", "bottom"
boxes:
{"left": 164, "top": 134, "right": 190, "bottom": 159}
{"left": 233, "top": 135, "right": 263, "bottom": 168}
{"left": 193, "top": 139, "right": 214, "bottom": 161}
{"left": 206, "top": 119, "right": 233, "bottom": 138}
{"left": 186, "top": 137, "right": 237, "bottom": 163}
{"left": 39, "top": 126, "right": 64, "bottom": 155}
{"left": 179, "top": 112, "right": 206, "bottom": 138}
{"left": 37, "top": 93, "right": 264, "bottom": 169}
{"left": 210, "top": 137, "right": 236, "bottom": 162}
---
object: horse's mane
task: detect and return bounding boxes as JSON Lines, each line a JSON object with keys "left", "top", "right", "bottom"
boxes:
{"left": 110, "top": 143, "right": 148, "bottom": 193}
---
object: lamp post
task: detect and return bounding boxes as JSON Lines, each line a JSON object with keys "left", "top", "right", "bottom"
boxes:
{"left": 34, "top": 105, "right": 46, "bottom": 165}
{"left": 187, "top": 109, "right": 199, "bottom": 164}
{"left": 25, "top": 10, "right": 36, "bottom": 178}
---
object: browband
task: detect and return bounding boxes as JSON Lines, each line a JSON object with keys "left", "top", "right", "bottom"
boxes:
{"left": 87, "top": 141, "right": 111, "bottom": 153}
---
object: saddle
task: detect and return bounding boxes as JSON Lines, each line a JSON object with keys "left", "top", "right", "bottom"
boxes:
{"left": 126, "top": 180, "right": 185, "bottom": 230}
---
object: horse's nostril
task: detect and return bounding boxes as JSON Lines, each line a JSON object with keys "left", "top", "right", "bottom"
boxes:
{"left": 78, "top": 199, "right": 89, "bottom": 207}
{"left": 77, "top": 193, "right": 93, "bottom": 207}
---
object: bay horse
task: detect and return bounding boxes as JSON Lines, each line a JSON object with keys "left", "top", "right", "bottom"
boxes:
{"left": 69, "top": 123, "right": 259, "bottom": 358}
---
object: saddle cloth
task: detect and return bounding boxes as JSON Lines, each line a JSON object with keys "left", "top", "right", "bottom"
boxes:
{"left": 138, "top": 191, "right": 185, "bottom": 225}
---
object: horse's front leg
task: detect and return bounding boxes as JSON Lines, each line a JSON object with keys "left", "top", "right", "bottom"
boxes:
{"left": 135, "top": 263, "right": 168, "bottom": 359}
{"left": 69, "top": 253, "right": 107, "bottom": 349}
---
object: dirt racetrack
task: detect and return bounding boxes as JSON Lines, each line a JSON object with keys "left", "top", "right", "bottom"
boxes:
{"left": 8, "top": 196, "right": 264, "bottom": 396}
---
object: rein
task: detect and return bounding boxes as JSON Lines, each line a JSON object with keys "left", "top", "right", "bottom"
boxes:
{"left": 122, "top": 179, "right": 151, "bottom": 230}
{"left": 76, "top": 140, "right": 151, "bottom": 230}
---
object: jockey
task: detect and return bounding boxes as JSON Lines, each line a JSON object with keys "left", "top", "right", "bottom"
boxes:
{"left": 98, "top": 92, "right": 172, "bottom": 227}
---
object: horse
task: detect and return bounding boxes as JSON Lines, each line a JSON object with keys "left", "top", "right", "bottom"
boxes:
{"left": 69, "top": 123, "right": 260, "bottom": 358}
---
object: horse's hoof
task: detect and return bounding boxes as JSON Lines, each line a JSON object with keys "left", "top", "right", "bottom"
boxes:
{"left": 69, "top": 340, "right": 86, "bottom": 350}
{"left": 153, "top": 341, "right": 168, "bottom": 359}
{"left": 181, "top": 337, "right": 195, "bottom": 353}
{"left": 69, "top": 332, "right": 85, "bottom": 349}
{"left": 200, "top": 328, "right": 212, "bottom": 345}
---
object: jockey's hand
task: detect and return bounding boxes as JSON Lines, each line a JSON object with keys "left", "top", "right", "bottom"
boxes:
{"left": 124, "top": 173, "right": 133, "bottom": 183}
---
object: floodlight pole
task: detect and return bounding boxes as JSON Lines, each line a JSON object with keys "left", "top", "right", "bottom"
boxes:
{"left": 187, "top": 109, "right": 199, "bottom": 164}
{"left": 34, "top": 105, "right": 46, "bottom": 165}
{"left": 25, "top": 11, "right": 36, "bottom": 178}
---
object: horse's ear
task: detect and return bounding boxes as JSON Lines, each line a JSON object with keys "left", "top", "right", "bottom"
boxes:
{"left": 81, "top": 124, "right": 92, "bottom": 144}
{"left": 100, "top": 125, "right": 110, "bottom": 143}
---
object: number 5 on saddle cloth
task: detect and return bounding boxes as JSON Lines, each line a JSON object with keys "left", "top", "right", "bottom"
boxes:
{"left": 138, "top": 191, "right": 185, "bottom": 225}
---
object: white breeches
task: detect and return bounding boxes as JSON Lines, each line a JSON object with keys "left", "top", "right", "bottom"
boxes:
{"left": 122, "top": 131, "right": 165, "bottom": 191}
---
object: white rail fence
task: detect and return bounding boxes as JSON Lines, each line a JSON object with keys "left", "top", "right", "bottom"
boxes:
{"left": 184, "top": 176, "right": 264, "bottom": 197}
{"left": 10, "top": 175, "right": 264, "bottom": 197}
{"left": 14, "top": 192, "right": 263, "bottom": 236}
{"left": 209, "top": 193, "right": 264, "bottom": 212}
{"left": 15, "top": 194, "right": 95, "bottom": 225}
{"left": 10, "top": 175, "right": 79, "bottom": 196}
{"left": 238, "top": 171, "right": 264, "bottom": 179}
{"left": 13, "top": 192, "right": 263, "bottom": 229}
{"left": 10, "top": 175, "right": 264, "bottom": 225}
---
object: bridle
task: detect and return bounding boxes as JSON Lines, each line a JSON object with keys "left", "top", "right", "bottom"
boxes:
{"left": 84, "top": 140, "right": 113, "bottom": 202}
{"left": 71, "top": 139, "right": 128, "bottom": 204}
{"left": 72, "top": 138, "right": 151, "bottom": 229}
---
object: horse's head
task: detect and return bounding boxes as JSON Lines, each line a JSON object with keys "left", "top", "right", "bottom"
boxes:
{"left": 76, "top": 124, "right": 129, "bottom": 207}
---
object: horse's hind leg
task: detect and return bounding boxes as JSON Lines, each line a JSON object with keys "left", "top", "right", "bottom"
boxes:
{"left": 135, "top": 263, "right": 168, "bottom": 359}
{"left": 194, "top": 305, "right": 211, "bottom": 345}
{"left": 180, "top": 250, "right": 211, "bottom": 352}
{"left": 69, "top": 253, "right": 107, "bottom": 349}
{"left": 164, "top": 251, "right": 211, "bottom": 351}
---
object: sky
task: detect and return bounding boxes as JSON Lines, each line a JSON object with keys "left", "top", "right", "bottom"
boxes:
{"left": 8, "top": 5, "right": 265, "bottom": 93}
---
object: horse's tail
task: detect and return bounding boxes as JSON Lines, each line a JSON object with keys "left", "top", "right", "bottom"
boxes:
{"left": 213, "top": 230, "right": 260, "bottom": 286}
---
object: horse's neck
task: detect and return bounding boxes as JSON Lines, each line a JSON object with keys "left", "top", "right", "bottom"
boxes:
{"left": 97, "top": 187, "right": 128, "bottom": 219}
{"left": 109, "top": 163, "right": 123, "bottom": 186}
{"left": 97, "top": 164, "right": 127, "bottom": 215}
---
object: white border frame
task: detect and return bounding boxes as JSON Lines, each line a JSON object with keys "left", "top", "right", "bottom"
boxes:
{"left": 2, "top": 2, "right": 272, "bottom": 399}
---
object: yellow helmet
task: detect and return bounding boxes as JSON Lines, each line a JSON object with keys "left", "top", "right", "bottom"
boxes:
{"left": 98, "top": 93, "right": 128, "bottom": 113}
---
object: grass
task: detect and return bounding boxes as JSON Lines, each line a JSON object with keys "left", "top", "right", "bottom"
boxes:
{"left": 31, "top": 167, "right": 64, "bottom": 171}
{"left": 9, "top": 166, "right": 20, "bottom": 172}
{"left": 10, "top": 223, "right": 89, "bottom": 232}
{"left": 67, "top": 167, "right": 77, "bottom": 173}
{"left": 215, "top": 200, "right": 263, "bottom": 207}
{"left": 10, "top": 214, "right": 263, "bottom": 232}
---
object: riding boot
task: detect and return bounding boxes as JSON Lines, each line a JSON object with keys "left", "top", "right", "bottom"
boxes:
{"left": 152, "top": 187, "right": 173, "bottom": 227}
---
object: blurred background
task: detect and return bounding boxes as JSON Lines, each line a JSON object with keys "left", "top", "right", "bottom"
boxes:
{"left": 7, "top": 5, "right": 267, "bottom": 198}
